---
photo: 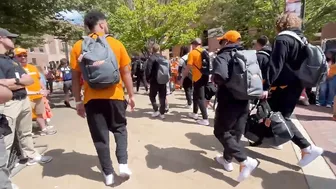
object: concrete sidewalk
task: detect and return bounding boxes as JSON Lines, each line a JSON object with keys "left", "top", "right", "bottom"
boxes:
{"left": 12, "top": 90, "right": 332, "bottom": 189}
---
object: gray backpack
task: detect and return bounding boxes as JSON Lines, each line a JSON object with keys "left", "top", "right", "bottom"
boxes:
{"left": 156, "top": 57, "right": 170, "bottom": 84}
{"left": 278, "top": 31, "right": 328, "bottom": 87}
{"left": 80, "top": 34, "right": 120, "bottom": 89}
{"left": 225, "top": 50, "right": 263, "bottom": 100}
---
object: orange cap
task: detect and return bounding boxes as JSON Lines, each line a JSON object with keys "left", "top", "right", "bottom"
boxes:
{"left": 217, "top": 30, "right": 241, "bottom": 43}
{"left": 14, "top": 48, "right": 27, "bottom": 55}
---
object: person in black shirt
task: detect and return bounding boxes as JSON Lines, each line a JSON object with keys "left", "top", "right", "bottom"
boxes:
{"left": 0, "top": 28, "right": 53, "bottom": 167}
{"left": 145, "top": 44, "right": 168, "bottom": 119}
{"left": 268, "top": 13, "right": 323, "bottom": 167}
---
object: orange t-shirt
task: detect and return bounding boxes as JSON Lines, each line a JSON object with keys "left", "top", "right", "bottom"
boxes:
{"left": 23, "top": 64, "right": 43, "bottom": 100}
{"left": 187, "top": 47, "right": 203, "bottom": 82}
{"left": 70, "top": 32, "right": 131, "bottom": 104}
{"left": 328, "top": 64, "right": 336, "bottom": 78}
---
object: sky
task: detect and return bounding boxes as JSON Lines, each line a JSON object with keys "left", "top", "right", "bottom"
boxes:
{"left": 59, "top": 10, "right": 84, "bottom": 25}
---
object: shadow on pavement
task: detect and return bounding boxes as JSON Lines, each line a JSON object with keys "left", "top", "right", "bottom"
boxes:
{"left": 185, "top": 132, "right": 300, "bottom": 171}
{"left": 127, "top": 108, "right": 207, "bottom": 126}
{"left": 41, "top": 149, "right": 128, "bottom": 187}
{"left": 144, "top": 144, "right": 239, "bottom": 187}
{"left": 253, "top": 169, "right": 333, "bottom": 189}
{"left": 323, "top": 150, "right": 336, "bottom": 167}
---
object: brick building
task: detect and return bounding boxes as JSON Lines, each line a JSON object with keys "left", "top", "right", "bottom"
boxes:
{"left": 26, "top": 35, "right": 71, "bottom": 69}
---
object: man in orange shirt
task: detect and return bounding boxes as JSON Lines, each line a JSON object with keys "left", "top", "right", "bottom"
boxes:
{"left": 14, "top": 48, "right": 56, "bottom": 136}
{"left": 70, "top": 10, "right": 134, "bottom": 186}
{"left": 181, "top": 38, "right": 209, "bottom": 126}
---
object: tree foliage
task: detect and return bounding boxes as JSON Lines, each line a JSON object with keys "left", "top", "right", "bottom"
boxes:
{"left": 107, "top": 0, "right": 209, "bottom": 53}
{"left": 208, "top": 0, "right": 336, "bottom": 47}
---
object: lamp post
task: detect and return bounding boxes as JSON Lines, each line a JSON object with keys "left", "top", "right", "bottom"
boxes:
{"left": 300, "top": 0, "right": 306, "bottom": 30}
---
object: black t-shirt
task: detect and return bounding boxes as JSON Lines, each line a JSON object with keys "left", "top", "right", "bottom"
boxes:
{"left": 0, "top": 55, "right": 27, "bottom": 99}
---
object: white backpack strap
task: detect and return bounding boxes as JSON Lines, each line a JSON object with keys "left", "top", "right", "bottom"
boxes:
{"left": 257, "top": 51, "right": 270, "bottom": 57}
{"left": 278, "top": 31, "right": 308, "bottom": 45}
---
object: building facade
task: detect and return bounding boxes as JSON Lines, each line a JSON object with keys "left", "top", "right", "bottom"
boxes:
{"left": 26, "top": 35, "right": 71, "bottom": 69}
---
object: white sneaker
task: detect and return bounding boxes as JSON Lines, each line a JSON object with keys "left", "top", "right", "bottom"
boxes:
{"left": 237, "top": 157, "right": 259, "bottom": 182}
{"left": 197, "top": 119, "right": 210, "bottom": 126}
{"left": 326, "top": 104, "right": 332, "bottom": 108}
{"left": 188, "top": 113, "right": 198, "bottom": 120}
{"left": 11, "top": 183, "right": 19, "bottom": 189}
{"left": 103, "top": 173, "right": 114, "bottom": 186}
{"left": 119, "top": 164, "right": 132, "bottom": 179}
{"left": 270, "top": 144, "right": 283, "bottom": 150}
{"left": 186, "top": 104, "right": 192, "bottom": 109}
{"left": 160, "top": 114, "right": 165, "bottom": 119}
{"left": 151, "top": 111, "right": 160, "bottom": 118}
{"left": 215, "top": 155, "right": 233, "bottom": 172}
{"left": 298, "top": 145, "right": 323, "bottom": 167}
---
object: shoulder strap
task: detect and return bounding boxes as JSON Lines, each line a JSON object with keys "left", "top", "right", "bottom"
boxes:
{"left": 278, "top": 31, "right": 307, "bottom": 45}
{"left": 257, "top": 51, "right": 270, "bottom": 57}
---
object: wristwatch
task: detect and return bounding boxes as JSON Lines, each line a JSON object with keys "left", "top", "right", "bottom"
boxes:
{"left": 15, "top": 78, "right": 20, "bottom": 85}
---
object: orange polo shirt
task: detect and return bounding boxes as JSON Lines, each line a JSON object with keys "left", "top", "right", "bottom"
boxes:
{"left": 187, "top": 47, "right": 203, "bottom": 82}
{"left": 70, "top": 33, "right": 131, "bottom": 104}
{"left": 22, "top": 64, "right": 43, "bottom": 100}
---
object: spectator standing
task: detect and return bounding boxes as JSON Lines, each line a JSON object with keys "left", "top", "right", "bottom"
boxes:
{"left": 14, "top": 48, "right": 56, "bottom": 136}
{"left": 45, "top": 67, "right": 55, "bottom": 94}
{"left": 0, "top": 28, "right": 52, "bottom": 166}
{"left": 59, "top": 58, "right": 72, "bottom": 107}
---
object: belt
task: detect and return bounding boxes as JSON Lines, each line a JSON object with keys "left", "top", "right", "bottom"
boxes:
{"left": 270, "top": 85, "right": 287, "bottom": 91}
{"left": 12, "top": 95, "right": 27, "bottom": 101}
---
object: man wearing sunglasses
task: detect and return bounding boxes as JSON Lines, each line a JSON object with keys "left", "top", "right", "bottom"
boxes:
{"left": 0, "top": 28, "right": 53, "bottom": 168}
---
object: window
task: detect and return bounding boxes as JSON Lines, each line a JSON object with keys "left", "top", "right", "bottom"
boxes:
{"left": 39, "top": 47, "right": 44, "bottom": 53}
{"left": 32, "top": 58, "right": 37, "bottom": 65}
{"left": 29, "top": 48, "right": 34, "bottom": 52}
{"left": 61, "top": 42, "right": 66, "bottom": 52}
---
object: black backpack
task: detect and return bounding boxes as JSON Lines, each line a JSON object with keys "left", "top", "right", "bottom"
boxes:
{"left": 195, "top": 49, "right": 210, "bottom": 75}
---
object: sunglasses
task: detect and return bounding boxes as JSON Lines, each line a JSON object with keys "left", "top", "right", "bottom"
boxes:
{"left": 17, "top": 54, "right": 27, "bottom": 58}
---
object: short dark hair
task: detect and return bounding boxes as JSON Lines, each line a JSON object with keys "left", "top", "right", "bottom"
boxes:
{"left": 256, "top": 35, "right": 269, "bottom": 46}
{"left": 180, "top": 46, "right": 190, "bottom": 57}
{"left": 84, "top": 10, "right": 106, "bottom": 30}
{"left": 60, "top": 58, "right": 68, "bottom": 65}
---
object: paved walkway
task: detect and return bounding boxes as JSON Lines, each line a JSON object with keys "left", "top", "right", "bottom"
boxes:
{"left": 295, "top": 105, "right": 336, "bottom": 175}
{"left": 11, "top": 90, "right": 333, "bottom": 189}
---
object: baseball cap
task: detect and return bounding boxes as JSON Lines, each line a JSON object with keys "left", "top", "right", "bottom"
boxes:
{"left": 190, "top": 38, "right": 202, "bottom": 45}
{"left": 14, "top": 48, "right": 27, "bottom": 55}
{"left": 217, "top": 30, "right": 241, "bottom": 43}
{"left": 0, "top": 28, "right": 18, "bottom": 38}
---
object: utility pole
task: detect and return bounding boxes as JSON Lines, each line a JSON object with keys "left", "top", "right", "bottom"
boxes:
{"left": 300, "top": 0, "right": 306, "bottom": 30}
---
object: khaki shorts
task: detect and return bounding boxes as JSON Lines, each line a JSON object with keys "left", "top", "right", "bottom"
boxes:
{"left": 31, "top": 98, "right": 45, "bottom": 115}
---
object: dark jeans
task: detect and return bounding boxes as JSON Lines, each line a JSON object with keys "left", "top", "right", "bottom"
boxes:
{"left": 149, "top": 82, "right": 167, "bottom": 115}
{"left": 85, "top": 99, "right": 128, "bottom": 175}
{"left": 268, "top": 82, "right": 311, "bottom": 149}
{"left": 183, "top": 77, "right": 193, "bottom": 106}
{"left": 0, "top": 136, "right": 12, "bottom": 189}
{"left": 214, "top": 100, "right": 249, "bottom": 163}
{"left": 193, "top": 75, "right": 208, "bottom": 119}
{"left": 136, "top": 73, "right": 148, "bottom": 92}
{"left": 46, "top": 79, "right": 53, "bottom": 93}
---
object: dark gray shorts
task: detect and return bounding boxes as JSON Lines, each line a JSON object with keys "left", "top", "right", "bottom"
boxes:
{"left": 63, "top": 80, "right": 72, "bottom": 94}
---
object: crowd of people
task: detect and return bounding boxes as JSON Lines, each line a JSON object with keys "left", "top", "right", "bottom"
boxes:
{"left": 0, "top": 9, "right": 333, "bottom": 189}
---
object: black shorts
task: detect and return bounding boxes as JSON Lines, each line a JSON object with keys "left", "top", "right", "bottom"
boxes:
{"left": 63, "top": 80, "right": 72, "bottom": 94}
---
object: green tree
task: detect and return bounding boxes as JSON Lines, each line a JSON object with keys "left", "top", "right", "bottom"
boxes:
{"left": 210, "top": 0, "right": 336, "bottom": 46}
{"left": 107, "top": 0, "right": 209, "bottom": 54}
